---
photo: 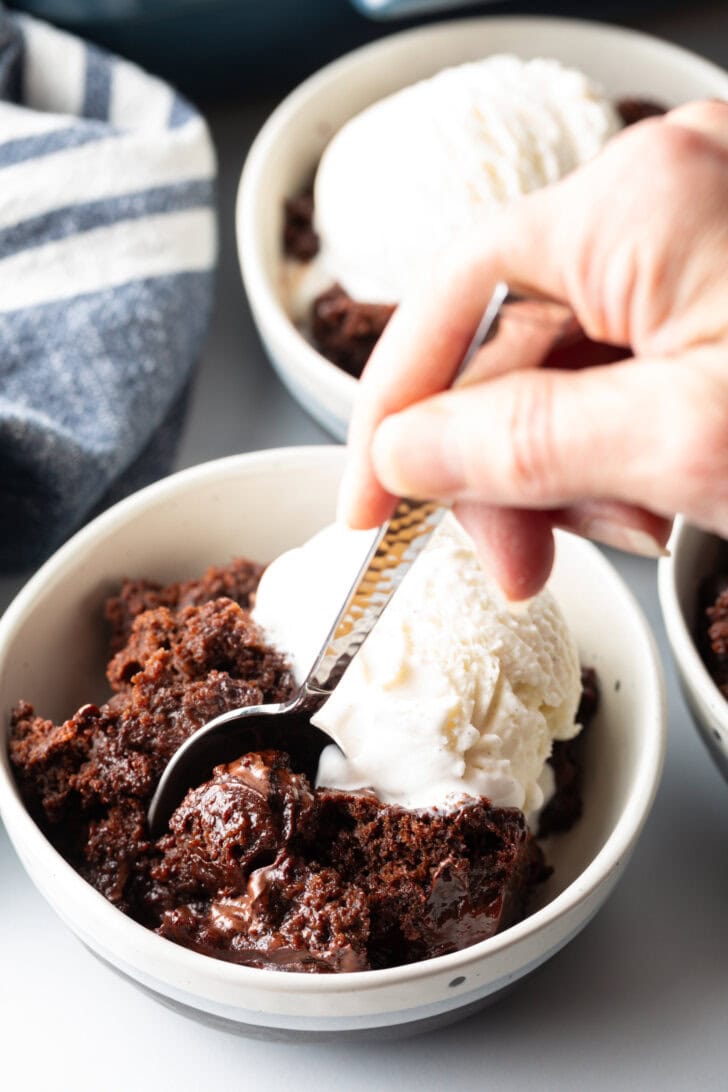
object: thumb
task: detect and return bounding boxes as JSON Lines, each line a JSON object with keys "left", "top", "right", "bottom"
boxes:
{"left": 369, "top": 354, "right": 710, "bottom": 516}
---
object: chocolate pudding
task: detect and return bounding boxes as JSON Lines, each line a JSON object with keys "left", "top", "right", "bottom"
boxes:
{"left": 10, "top": 560, "right": 596, "bottom": 973}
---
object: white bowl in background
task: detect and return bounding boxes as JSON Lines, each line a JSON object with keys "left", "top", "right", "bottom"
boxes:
{"left": 658, "top": 518, "right": 728, "bottom": 782}
{"left": 237, "top": 15, "right": 728, "bottom": 439}
{"left": 0, "top": 447, "right": 665, "bottom": 1038}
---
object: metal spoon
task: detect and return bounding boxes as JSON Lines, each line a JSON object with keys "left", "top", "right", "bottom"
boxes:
{"left": 147, "top": 282, "right": 509, "bottom": 837}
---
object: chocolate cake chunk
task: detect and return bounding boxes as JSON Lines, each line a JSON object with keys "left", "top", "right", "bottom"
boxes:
{"left": 154, "top": 751, "right": 316, "bottom": 901}
{"left": 153, "top": 754, "right": 544, "bottom": 971}
{"left": 311, "top": 284, "right": 395, "bottom": 378}
{"left": 107, "top": 597, "right": 290, "bottom": 700}
{"left": 313, "top": 788, "right": 545, "bottom": 969}
{"left": 155, "top": 755, "right": 370, "bottom": 972}
{"left": 159, "top": 861, "right": 371, "bottom": 973}
{"left": 105, "top": 558, "right": 264, "bottom": 654}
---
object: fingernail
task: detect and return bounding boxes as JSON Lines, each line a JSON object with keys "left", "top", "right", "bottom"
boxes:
{"left": 584, "top": 519, "right": 671, "bottom": 558}
{"left": 371, "top": 416, "right": 412, "bottom": 496}
{"left": 373, "top": 409, "right": 465, "bottom": 498}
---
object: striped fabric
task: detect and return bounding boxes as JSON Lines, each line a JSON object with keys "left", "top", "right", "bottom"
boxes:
{"left": 0, "top": 12, "right": 216, "bottom": 571}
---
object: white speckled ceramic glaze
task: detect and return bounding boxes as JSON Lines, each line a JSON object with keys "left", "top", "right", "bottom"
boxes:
{"left": 0, "top": 448, "right": 665, "bottom": 1038}
{"left": 659, "top": 519, "right": 728, "bottom": 783}
{"left": 237, "top": 16, "right": 728, "bottom": 439}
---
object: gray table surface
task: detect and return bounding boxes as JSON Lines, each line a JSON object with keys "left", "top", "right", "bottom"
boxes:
{"left": 3, "top": 5, "right": 728, "bottom": 1090}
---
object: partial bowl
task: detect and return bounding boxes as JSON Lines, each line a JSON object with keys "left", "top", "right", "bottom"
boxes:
{"left": 0, "top": 446, "right": 665, "bottom": 1039}
{"left": 237, "top": 15, "right": 728, "bottom": 439}
{"left": 658, "top": 517, "right": 728, "bottom": 782}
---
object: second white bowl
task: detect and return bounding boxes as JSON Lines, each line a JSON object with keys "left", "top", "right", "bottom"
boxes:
{"left": 237, "top": 15, "right": 728, "bottom": 439}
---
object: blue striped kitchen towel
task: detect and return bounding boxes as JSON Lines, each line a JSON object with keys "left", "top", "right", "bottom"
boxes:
{"left": 0, "top": 10, "right": 216, "bottom": 572}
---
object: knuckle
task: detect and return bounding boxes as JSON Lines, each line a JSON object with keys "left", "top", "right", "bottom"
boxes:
{"left": 663, "top": 368, "right": 728, "bottom": 490}
{"left": 667, "top": 99, "right": 728, "bottom": 136}
{"left": 502, "top": 376, "right": 559, "bottom": 501}
{"left": 616, "top": 118, "right": 698, "bottom": 180}
{"left": 651, "top": 123, "right": 697, "bottom": 170}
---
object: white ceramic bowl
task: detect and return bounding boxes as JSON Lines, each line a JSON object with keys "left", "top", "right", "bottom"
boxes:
{"left": 237, "top": 15, "right": 728, "bottom": 439}
{"left": 0, "top": 447, "right": 665, "bottom": 1038}
{"left": 658, "top": 518, "right": 728, "bottom": 782}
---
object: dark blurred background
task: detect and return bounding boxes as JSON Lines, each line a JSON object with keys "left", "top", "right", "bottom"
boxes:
{"left": 6, "top": 1, "right": 711, "bottom": 101}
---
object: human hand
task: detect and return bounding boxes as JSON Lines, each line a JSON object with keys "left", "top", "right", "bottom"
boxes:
{"left": 339, "top": 101, "right": 728, "bottom": 598}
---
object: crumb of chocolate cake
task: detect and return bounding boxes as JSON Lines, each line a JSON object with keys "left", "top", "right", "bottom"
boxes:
{"left": 698, "top": 574, "right": 728, "bottom": 698}
{"left": 616, "top": 98, "right": 667, "bottom": 127}
{"left": 539, "top": 668, "right": 599, "bottom": 838}
{"left": 311, "top": 283, "right": 395, "bottom": 377}
{"left": 283, "top": 191, "right": 319, "bottom": 261}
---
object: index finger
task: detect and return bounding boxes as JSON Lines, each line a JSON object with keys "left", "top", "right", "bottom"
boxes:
{"left": 339, "top": 189, "right": 569, "bottom": 529}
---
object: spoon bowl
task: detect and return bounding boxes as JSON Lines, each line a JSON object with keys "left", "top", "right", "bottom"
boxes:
{"left": 147, "top": 695, "right": 333, "bottom": 837}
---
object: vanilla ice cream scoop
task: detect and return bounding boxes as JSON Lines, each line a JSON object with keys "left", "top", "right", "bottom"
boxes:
{"left": 253, "top": 514, "right": 582, "bottom": 814}
{"left": 304, "top": 54, "right": 620, "bottom": 305}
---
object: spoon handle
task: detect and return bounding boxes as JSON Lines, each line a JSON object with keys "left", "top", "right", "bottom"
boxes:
{"left": 304, "top": 497, "right": 444, "bottom": 695}
{"left": 303, "top": 280, "right": 509, "bottom": 699}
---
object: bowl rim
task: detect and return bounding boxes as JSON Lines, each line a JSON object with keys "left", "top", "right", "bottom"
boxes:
{"left": 236, "top": 12, "right": 728, "bottom": 415}
{"left": 658, "top": 516, "right": 728, "bottom": 723}
{"left": 0, "top": 446, "right": 666, "bottom": 996}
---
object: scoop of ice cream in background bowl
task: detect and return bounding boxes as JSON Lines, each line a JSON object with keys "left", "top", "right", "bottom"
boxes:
{"left": 0, "top": 446, "right": 665, "bottom": 1037}
{"left": 292, "top": 54, "right": 619, "bottom": 313}
{"left": 237, "top": 15, "right": 728, "bottom": 439}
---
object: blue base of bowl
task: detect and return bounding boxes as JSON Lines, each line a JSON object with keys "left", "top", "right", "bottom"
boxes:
{"left": 87, "top": 942, "right": 513, "bottom": 1041}
{"left": 9, "top": 1, "right": 685, "bottom": 98}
